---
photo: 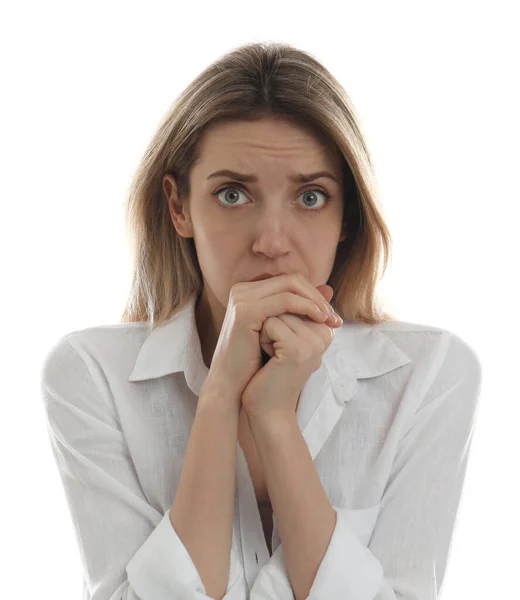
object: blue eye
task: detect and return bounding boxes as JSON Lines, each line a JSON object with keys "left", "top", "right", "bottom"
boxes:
{"left": 211, "top": 184, "right": 332, "bottom": 212}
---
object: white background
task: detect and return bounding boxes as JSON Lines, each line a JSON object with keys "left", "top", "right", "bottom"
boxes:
{"left": 1, "top": 0, "right": 517, "bottom": 598}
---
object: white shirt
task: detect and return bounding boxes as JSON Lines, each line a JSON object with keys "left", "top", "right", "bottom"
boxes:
{"left": 40, "top": 291, "right": 482, "bottom": 600}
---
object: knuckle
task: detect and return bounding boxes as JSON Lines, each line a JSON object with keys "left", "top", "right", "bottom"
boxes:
{"left": 230, "top": 281, "right": 244, "bottom": 294}
{"left": 228, "top": 286, "right": 243, "bottom": 305}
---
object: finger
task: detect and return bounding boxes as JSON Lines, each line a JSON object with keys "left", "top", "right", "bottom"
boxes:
{"left": 290, "top": 274, "right": 337, "bottom": 321}
{"left": 262, "top": 313, "right": 332, "bottom": 372}
{"left": 241, "top": 273, "right": 336, "bottom": 320}
{"left": 277, "top": 312, "right": 335, "bottom": 347}
{"left": 261, "top": 313, "right": 333, "bottom": 354}
{"left": 260, "top": 315, "right": 306, "bottom": 363}
{"left": 270, "top": 274, "right": 338, "bottom": 322}
{"left": 316, "top": 284, "right": 334, "bottom": 305}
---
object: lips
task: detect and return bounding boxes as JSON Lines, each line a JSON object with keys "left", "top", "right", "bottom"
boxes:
{"left": 249, "top": 272, "right": 287, "bottom": 282}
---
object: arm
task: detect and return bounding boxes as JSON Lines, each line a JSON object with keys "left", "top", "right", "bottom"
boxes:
{"left": 248, "top": 415, "right": 337, "bottom": 600}
{"left": 247, "top": 331, "right": 482, "bottom": 600}
{"left": 170, "top": 380, "right": 242, "bottom": 600}
{"left": 40, "top": 337, "right": 247, "bottom": 600}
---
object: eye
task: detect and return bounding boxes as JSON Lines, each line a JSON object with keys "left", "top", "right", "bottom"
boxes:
{"left": 211, "top": 184, "right": 332, "bottom": 212}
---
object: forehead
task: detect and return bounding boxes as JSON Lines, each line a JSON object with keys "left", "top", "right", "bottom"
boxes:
{"left": 198, "top": 116, "right": 343, "bottom": 172}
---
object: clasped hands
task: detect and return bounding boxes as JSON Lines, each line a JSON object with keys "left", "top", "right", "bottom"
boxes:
{"left": 240, "top": 283, "right": 341, "bottom": 428}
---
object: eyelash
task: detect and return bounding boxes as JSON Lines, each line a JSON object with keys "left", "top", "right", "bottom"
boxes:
{"left": 211, "top": 183, "right": 332, "bottom": 213}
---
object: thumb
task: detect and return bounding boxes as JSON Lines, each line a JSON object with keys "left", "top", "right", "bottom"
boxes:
{"left": 316, "top": 284, "right": 333, "bottom": 304}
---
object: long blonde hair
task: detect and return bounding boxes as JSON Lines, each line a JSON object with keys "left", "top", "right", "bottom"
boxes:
{"left": 121, "top": 41, "right": 398, "bottom": 332}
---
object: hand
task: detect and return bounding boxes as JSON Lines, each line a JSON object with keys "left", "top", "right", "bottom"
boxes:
{"left": 203, "top": 273, "right": 340, "bottom": 413}
{"left": 240, "top": 281, "right": 341, "bottom": 425}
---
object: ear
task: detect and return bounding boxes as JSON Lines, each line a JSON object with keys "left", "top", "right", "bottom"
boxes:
{"left": 339, "top": 221, "right": 347, "bottom": 243}
{"left": 163, "top": 174, "right": 193, "bottom": 238}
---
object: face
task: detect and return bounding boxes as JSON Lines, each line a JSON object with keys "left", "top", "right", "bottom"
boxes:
{"left": 163, "top": 115, "right": 347, "bottom": 363}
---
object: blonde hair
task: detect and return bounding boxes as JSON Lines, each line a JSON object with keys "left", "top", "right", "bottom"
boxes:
{"left": 121, "top": 41, "right": 398, "bottom": 333}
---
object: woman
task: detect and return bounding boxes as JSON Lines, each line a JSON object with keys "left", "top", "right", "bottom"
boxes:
{"left": 40, "top": 41, "right": 482, "bottom": 600}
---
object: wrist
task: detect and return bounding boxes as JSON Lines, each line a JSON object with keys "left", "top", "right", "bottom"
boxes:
{"left": 246, "top": 409, "right": 297, "bottom": 438}
{"left": 198, "top": 377, "right": 242, "bottom": 416}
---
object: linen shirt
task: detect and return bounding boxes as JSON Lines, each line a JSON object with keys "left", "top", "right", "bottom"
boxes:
{"left": 39, "top": 291, "right": 482, "bottom": 600}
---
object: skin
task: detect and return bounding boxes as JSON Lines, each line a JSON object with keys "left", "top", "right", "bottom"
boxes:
{"left": 163, "top": 115, "right": 347, "bottom": 369}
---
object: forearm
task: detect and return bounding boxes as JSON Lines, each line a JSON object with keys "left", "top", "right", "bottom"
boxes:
{"left": 170, "top": 382, "right": 241, "bottom": 600}
{"left": 249, "top": 415, "right": 337, "bottom": 600}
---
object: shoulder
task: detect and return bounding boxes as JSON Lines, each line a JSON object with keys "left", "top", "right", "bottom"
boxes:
{"left": 373, "top": 319, "right": 481, "bottom": 376}
{"left": 39, "top": 320, "right": 151, "bottom": 391}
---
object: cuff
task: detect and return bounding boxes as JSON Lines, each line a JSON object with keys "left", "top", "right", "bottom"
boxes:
{"left": 126, "top": 508, "right": 246, "bottom": 600}
{"left": 250, "top": 506, "right": 384, "bottom": 600}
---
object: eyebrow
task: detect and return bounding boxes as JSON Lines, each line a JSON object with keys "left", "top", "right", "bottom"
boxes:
{"left": 206, "top": 169, "right": 338, "bottom": 184}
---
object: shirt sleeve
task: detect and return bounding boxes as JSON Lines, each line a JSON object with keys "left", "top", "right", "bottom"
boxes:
{"left": 247, "top": 331, "right": 483, "bottom": 600}
{"left": 40, "top": 336, "right": 247, "bottom": 600}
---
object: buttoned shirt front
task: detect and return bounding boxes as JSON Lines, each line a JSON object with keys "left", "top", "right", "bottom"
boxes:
{"left": 40, "top": 291, "right": 482, "bottom": 599}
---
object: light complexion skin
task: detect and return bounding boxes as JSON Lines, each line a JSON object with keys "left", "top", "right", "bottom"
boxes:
{"left": 163, "top": 115, "right": 347, "bottom": 368}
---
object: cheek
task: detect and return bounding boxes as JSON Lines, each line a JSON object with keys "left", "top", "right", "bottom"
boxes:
{"left": 192, "top": 221, "right": 233, "bottom": 256}
{"left": 306, "top": 232, "right": 340, "bottom": 257}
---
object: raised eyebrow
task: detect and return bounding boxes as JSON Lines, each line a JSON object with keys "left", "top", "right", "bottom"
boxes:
{"left": 206, "top": 169, "right": 338, "bottom": 184}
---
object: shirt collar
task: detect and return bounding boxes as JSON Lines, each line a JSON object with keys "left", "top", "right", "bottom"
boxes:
{"left": 127, "top": 291, "right": 412, "bottom": 394}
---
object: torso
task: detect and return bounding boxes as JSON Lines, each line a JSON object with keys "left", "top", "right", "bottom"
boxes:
{"left": 238, "top": 411, "right": 273, "bottom": 555}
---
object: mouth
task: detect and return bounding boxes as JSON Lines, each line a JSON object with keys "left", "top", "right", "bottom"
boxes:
{"left": 248, "top": 272, "right": 287, "bottom": 282}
